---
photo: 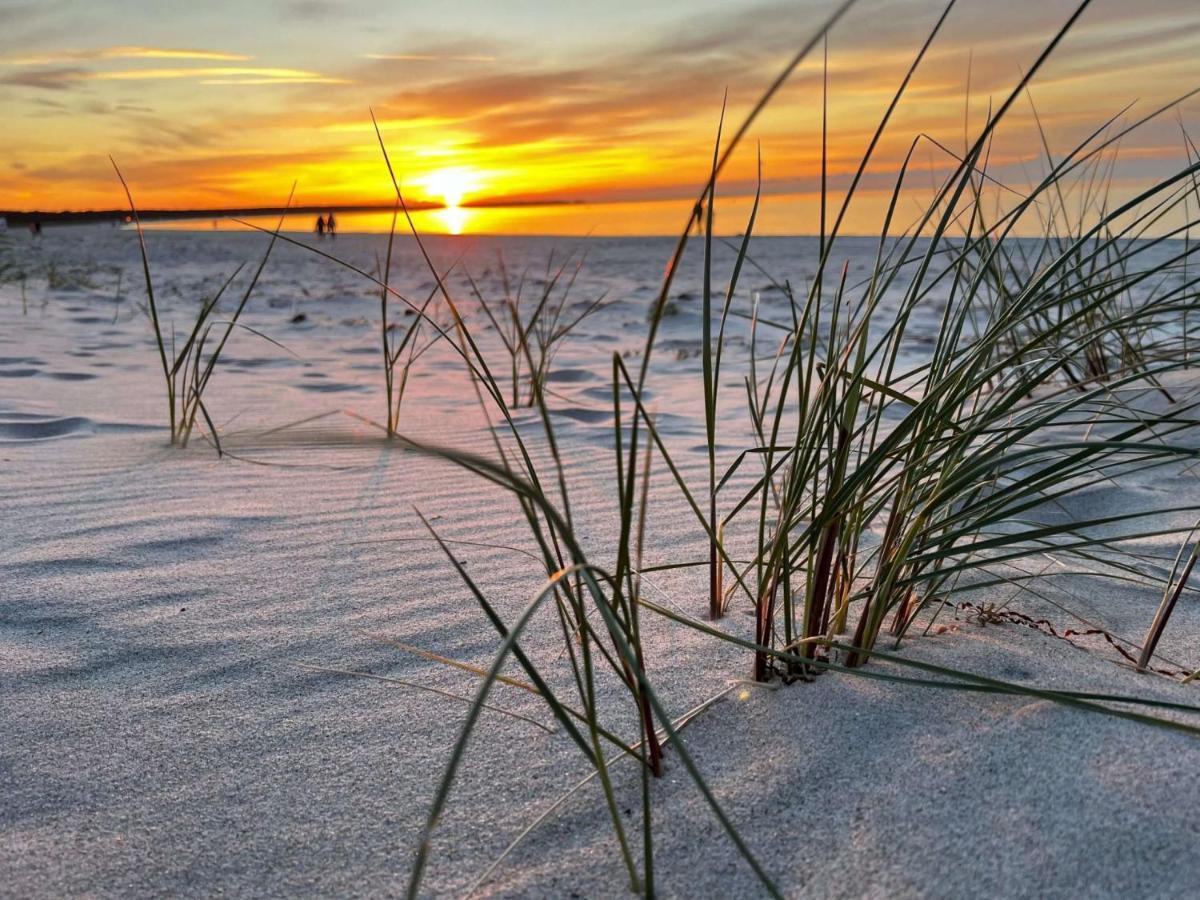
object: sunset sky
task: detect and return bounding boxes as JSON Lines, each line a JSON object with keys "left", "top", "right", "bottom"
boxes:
{"left": 3, "top": 0, "right": 1200, "bottom": 233}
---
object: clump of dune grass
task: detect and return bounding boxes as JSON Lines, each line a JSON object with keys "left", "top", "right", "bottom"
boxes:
{"left": 45, "top": 260, "right": 98, "bottom": 293}
{"left": 112, "top": 161, "right": 290, "bottom": 452}
{"left": 956, "top": 100, "right": 1193, "bottom": 401}
{"left": 0, "top": 233, "right": 35, "bottom": 315}
{"left": 375, "top": 201, "right": 446, "bottom": 437}
{"left": 0, "top": 240, "right": 25, "bottom": 279}
{"left": 466, "top": 249, "right": 608, "bottom": 407}
{"left": 639, "top": 0, "right": 1200, "bottom": 684}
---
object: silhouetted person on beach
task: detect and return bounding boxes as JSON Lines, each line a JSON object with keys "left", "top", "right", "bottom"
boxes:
{"left": 315, "top": 215, "right": 326, "bottom": 239}
{"left": 326, "top": 212, "right": 337, "bottom": 239}
{"left": 30, "top": 221, "right": 42, "bottom": 239}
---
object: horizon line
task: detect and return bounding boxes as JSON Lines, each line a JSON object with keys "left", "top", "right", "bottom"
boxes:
{"left": 0, "top": 196, "right": 596, "bottom": 223}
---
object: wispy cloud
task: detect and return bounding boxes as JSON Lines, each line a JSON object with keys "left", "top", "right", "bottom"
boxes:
{"left": 4, "top": 46, "right": 253, "bottom": 65}
{"left": 0, "top": 44, "right": 330, "bottom": 90}
{"left": 364, "top": 53, "right": 495, "bottom": 63}
{"left": 0, "top": 66, "right": 87, "bottom": 90}
{"left": 91, "top": 66, "right": 348, "bottom": 84}
{"left": 1, "top": 63, "right": 347, "bottom": 88}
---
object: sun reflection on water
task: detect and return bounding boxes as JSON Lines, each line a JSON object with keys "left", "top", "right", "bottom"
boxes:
{"left": 432, "top": 205, "right": 471, "bottom": 235}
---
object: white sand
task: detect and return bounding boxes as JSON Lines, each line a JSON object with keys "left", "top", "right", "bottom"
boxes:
{"left": 2, "top": 225, "right": 1199, "bottom": 898}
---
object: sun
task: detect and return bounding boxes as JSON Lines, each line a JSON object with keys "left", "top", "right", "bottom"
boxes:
{"left": 420, "top": 167, "right": 479, "bottom": 209}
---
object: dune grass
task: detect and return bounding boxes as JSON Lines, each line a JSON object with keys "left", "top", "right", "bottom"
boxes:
{"left": 375, "top": 202, "right": 448, "bottom": 437}
{"left": 1139, "top": 518, "right": 1200, "bottom": 671}
{"left": 113, "top": 161, "right": 291, "bottom": 451}
{"left": 0, "top": 237, "right": 31, "bottom": 316}
{"left": 220, "top": 0, "right": 1200, "bottom": 892}
{"left": 465, "top": 249, "right": 608, "bottom": 407}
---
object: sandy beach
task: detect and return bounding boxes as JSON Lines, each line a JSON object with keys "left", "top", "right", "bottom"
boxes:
{"left": 3, "top": 224, "right": 1200, "bottom": 897}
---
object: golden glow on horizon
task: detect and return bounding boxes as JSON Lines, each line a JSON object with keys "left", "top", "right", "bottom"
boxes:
{"left": 420, "top": 168, "right": 481, "bottom": 234}
{"left": 419, "top": 167, "right": 479, "bottom": 209}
